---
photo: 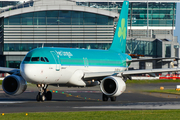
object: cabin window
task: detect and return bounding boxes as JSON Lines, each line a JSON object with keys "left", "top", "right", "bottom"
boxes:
{"left": 24, "top": 57, "right": 31, "bottom": 61}
{"left": 41, "top": 57, "right": 45, "bottom": 62}
{"left": 44, "top": 57, "right": 49, "bottom": 62}
{"left": 31, "top": 57, "right": 39, "bottom": 61}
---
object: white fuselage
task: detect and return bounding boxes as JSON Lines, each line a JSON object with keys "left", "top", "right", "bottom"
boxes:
{"left": 20, "top": 63, "right": 126, "bottom": 85}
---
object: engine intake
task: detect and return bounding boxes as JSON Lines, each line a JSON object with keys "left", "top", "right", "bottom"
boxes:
{"left": 100, "top": 76, "right": 126, "bottom": 97}
{"left": 2, "top": 75, "right": 27, "bottom": 95}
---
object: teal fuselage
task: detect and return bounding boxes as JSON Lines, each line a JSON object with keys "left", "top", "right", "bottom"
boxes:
{"left": 23, "top": 47, "right": 131, "bottom": 68}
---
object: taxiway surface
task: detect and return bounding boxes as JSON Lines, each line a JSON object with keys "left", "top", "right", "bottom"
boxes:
{"left": 1, "top": 82, "right": 180, "bottom": 113}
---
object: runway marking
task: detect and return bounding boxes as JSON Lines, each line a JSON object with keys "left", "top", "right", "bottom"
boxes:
{"left": 64, "top": 91, "right": 101, "bottom": 93}
{"left": 73, "top": 102, "right": 180, "bottom": 110}
{"left": 49, "top": 88, "right": 102, "bottom": 101}
{"left": 0, "top": 90, "right": 34, "bottom": 93}
{"left": 59, "top": 91, "right": 101, "bottom": 101}
{"left": 0, "top": 101, "right": 26, "bottom": 104}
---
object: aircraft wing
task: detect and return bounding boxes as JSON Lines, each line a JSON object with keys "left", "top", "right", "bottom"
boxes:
{"left": 127, "top": 57, "right": 176, "bottom": 63}
{"left": 83, "top": 71, "right": 116, "bottom": 81}
{"left": 0, "top": 67, "right": 20, "bottom": 74}
{"left": 122, "top": 68, "right": 180, "bottom": 75}
{"left": 83, "top": 68, "right": 180, "bottom": 80}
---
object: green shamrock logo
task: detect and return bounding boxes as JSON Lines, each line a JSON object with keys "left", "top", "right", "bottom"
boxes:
{"left": 118, "top": 18, "right": 126, "bottom": 42}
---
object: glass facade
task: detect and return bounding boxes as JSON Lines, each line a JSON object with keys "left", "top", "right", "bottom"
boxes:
{"left": 3, "top": 8, "right": 174, "bottom": 57}
{"left": 0, "top": 17, "right": 4, "bottom": 55}
{"left": 4, "top": 43, "right": 111, "bottom": 51}
{"left": 155, "top": 39, "right": 162, "bottom": 57}
{"left": 126, "top": 39, "right": 166, "bottom": 57}
{"left": 6, "top": 61, "right": 21, "bottom": 68}
{"left": 131, "top": 2, "right": 176, "bottom": 27}
{"left": 2, "top": 1, "right": 176, "bottom": 26}
{"left": 4, "top": 39, "right": 164, "bottom": 57}
{"left": 77, "top": 2, "right": 176, "bottom": 27}
{"left": 165, "top": 44, "right": 171, "bottom": 57}
{"left": 126, "top": 39, "right": 155, "bottom": 56}
{"left": 4, "top": 11, "right": 113, "bottom": 25}
{"left": 3, "top": 10, "right": 114, "bottom": 54}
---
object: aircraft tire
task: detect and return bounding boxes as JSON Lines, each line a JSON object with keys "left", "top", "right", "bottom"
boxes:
{"left": 46, "top": 91, "right": 52, "bottom": 101}
{"left": 40, "top": 94, "right": 46, "bottom": 102}
{"left": 36, "top": 93, "right": 41, "bottom": 102}
{"left": 110, "top": 96, "right": 116, "bottom": 101}
{"left": 102, "top": 94, "right": 108, "bottom": 101}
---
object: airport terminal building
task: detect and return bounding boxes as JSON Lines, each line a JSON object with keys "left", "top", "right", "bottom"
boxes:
{"left": 0, "top": 0, "right": 179, "bottom": 71}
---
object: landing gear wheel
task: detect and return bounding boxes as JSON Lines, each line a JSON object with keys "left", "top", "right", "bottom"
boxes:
{"left": 110, "top": 96, "right": 116, "bottom": 101}
{"left": 46, "top": 91, "right": 52, "bottom": 101}
{"left": 36, "top": 84, "right": 52, "bottom": 102}
{"left": 36, "top": 93, "right": 40, "bottom": 102}
{"left": 102, "top": 94, "right": 109, "bottom": 101}
{"left": 40, "top": 94, "right": 46, "bottom": 102}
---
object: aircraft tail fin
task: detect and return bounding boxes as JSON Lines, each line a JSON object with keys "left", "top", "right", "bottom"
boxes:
{"left": 109, "top": 1, "right": 129, "bottom": 53}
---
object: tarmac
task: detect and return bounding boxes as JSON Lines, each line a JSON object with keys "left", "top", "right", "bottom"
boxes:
{"left": 0, "top": 82, "right": 180, "bottom": 113}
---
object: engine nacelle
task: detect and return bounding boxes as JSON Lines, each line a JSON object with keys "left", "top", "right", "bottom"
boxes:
{"left": 100, "top": 76, "right": 126, "bottom": 97}
{"left": 2, "top": 75, "right": 27, "bottom": 95}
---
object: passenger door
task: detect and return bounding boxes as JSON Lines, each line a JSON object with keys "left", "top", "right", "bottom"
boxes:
{"left": 50, "top": 51, "right": 61, "bottom": 71}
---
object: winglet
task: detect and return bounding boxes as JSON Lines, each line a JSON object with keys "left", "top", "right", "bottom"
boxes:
{"left": 109, "top": 1, "right": 129, "bottom": 53}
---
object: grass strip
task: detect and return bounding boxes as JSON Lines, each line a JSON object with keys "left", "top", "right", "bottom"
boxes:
{"left": 1, "top": 110, "right": 180, "bottom": 120}
{"left": 145, "top": 89, "right": 180, "bottom": 95}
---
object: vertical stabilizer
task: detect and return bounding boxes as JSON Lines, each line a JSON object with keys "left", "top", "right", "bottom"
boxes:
{"left": 109, "top": 1, "right": 129, "bottom": 53}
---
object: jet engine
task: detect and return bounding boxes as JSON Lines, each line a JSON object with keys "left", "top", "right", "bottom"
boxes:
{"left": 2, "top": 75, "right": 27, "bottom": 95}
{"left": 100, "top": 76, "right": 126, "bottom": 97}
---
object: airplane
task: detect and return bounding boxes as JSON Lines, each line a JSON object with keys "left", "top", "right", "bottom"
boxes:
{"left": 1, "top": 1, "right": 180, "bottom": 102}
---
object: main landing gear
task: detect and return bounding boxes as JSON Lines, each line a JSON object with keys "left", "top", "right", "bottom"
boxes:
{"left": 102, "top": 93, "right": 116, "bottom": 102}
{"left": 36, "top": 84, "right": 52, "bottom": 102}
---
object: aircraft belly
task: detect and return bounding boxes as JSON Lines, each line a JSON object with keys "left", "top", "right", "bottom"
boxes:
{"left": 22, "top": 64, "right": 126, "bottom": 84}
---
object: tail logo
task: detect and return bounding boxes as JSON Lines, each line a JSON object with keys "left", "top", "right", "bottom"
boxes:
{"left": 118, "top": 18, "right": 126, "bottom": 42}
